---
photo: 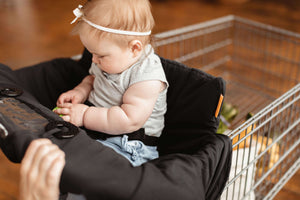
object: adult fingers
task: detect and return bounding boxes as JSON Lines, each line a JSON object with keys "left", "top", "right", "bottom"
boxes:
{"left": 46, "top": 152, "right": 65, "bottom": 188}
{"left": 20, "top": 139, "right": 52, "bottom": 178}
{"left": 19, "top": 139, "right": 53, "bottom": 199}
{"left": 20, "top": 141, "right": 65, "bottom": 200}
{"left": 26, "top": 143, "right": 59, "bottom": 186}
{"left": 37, "top": 145, "right": 62, "bottom": 181}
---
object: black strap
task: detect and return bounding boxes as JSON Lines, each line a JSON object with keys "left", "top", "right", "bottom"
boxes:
{"left": 85, "top": 128, "right": 158, "bottom": 146}
{"left": 125, "top": 128, "right": 158, "bottom": 146}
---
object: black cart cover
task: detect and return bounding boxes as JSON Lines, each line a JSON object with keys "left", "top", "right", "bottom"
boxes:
{"left": 0, "top": 50, "right": 232, "bottom": 200}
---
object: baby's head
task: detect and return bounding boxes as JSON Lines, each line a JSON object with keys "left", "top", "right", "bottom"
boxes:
{"left": 71, "top": 0, "right": 155, "bottom": 74}
{"left": 72, "top": 0, "right": 154, "bottom": 49}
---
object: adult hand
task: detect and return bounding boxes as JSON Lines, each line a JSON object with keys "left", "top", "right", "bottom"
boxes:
{"left": 19, "top": 139, "right": 65, "bottom": 200}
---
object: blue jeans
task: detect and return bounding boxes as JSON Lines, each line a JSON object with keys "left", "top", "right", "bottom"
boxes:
{"left": 97, "top": 135, "right": 159, "bottom": 167}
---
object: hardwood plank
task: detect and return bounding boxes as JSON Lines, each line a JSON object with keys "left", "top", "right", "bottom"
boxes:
{"left": 0, "top": 151, "right": 19, "bottom": 200}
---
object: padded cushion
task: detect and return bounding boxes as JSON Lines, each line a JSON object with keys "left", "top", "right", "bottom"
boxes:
{"left": 159, "top": 57, "right": 225, "bottom": 155}
{"left": 14, "top": 58, "right": 89, "bottom": 109}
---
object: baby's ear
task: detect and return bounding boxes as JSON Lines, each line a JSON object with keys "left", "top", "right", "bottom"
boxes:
{"left": 129, "top": 40, "right": 143, "bottom": 57}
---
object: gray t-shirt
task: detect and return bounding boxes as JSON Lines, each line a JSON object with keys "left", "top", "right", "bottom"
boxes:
{"left": 88, "top": 45, "right": 168, "bottom": 137}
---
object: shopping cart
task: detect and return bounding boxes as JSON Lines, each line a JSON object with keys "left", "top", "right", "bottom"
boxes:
{"left": 153, "top": 15, "right": 300, "bottom": 200}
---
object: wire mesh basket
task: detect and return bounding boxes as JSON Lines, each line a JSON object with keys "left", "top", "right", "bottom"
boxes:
{"left": 153, "top": 15, "right": 300, "bottom": 200}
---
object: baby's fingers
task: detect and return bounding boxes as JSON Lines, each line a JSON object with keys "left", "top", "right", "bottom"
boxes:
{"left": 54, "top": 104, "right": 72, "bottom": 114}
{"left": 56, "top": 102, "right": 72, "bottom": 109}
{"left": 57, "top": 93, "right": 73, "bottom": 105}
{"left": 61, "top": 115, "right": 71, "bottom": 122}
{"left": 71, "top": 96, "right": 82, "bottom": 104}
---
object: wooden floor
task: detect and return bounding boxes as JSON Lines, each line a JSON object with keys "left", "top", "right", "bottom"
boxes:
{"left": 0, "top": 0, "right": 299, "bottom": 199}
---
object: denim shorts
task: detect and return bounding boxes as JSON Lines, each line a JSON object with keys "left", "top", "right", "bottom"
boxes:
{"left": 97, "top": 135, "right": 159, "bottom": 167}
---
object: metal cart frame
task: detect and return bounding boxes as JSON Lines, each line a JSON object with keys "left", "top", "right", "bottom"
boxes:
{"left": 153, "top": 15, "right": 300, "bottom": 200}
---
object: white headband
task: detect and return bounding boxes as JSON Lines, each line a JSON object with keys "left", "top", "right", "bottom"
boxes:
{"left": 71, "top": 5, "right": 152, "bottom": 36}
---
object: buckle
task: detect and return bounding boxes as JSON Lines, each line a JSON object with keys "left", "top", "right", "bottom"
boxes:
{"left": 45, "top": 121, "right": 79, "bottom": 139}
{"left": 0, "top": 87, "right": 23, "bottom": 97}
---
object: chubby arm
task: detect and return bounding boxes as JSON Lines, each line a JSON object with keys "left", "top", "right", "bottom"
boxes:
{"left": 83, "top": 80, "right": 165, "bottom": 134}
{"left": 57, "top": 75, "right": 94, "bottom": 104}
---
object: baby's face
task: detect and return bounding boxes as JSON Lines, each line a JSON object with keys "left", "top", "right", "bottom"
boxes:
{"left": 80, "top": 33, "right": 137, "bottom": 74}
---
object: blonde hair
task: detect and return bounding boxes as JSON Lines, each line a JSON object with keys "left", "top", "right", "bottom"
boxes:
{"left": 72, "top": 0, "right": 155, "bottom": 48}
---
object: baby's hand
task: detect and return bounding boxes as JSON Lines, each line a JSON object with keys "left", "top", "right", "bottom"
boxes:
{"left": 57, "top": 89, "right": 87, "bottom": 105}
{"left": 55, "top": 103, "right": 89, "bottom": 127}
{"left": 53, "top": 107, "right": 63, "bottom": 117}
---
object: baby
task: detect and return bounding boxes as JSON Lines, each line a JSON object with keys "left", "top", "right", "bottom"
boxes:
{"left": 55, "top": 0, "right": 168, "bottom": 167}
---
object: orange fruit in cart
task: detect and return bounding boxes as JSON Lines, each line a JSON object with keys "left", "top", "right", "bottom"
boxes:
{"left": 232, "top": 112, "right": 255, "bottom": 150}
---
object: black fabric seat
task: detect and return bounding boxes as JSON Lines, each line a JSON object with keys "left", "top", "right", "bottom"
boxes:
{"left": 0, "top": 49, "right": 232, "bottom": 200}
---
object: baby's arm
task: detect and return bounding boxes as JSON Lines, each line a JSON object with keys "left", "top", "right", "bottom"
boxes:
{"left": 83, "top": 80, "right": 165, "bottom": 134}
{"left": 57, "top": 75, "right": 94, "bottom": 105}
